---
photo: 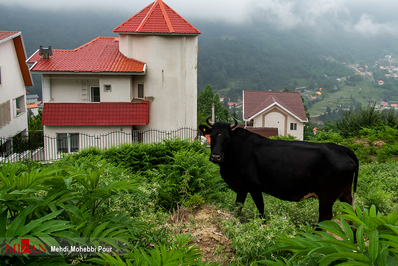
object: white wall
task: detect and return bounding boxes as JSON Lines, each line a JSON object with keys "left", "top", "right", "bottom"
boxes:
{"left": 43, "top": 125, "right": 132, "bottom": 160}
{"left": 100, "top": 76, "right": 132, "bottom": 102}
{"left": 0, "top": 38, "right": 28, "bottom": 138}
{"left": 286, "top": 116, "right": 304, "bottom": 140}
{"left": 120, "top": 34, "right": 198, "bottom": 131}
{"left": 251, "top": 106, "right": 305, "bottom": 140}
{"left": 45, "top": 75, "right": 133, "bottom": 103}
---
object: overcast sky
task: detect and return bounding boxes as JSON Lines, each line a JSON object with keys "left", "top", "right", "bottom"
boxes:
{"left": 2, "top": 0, "right": 398, "bottom": 36}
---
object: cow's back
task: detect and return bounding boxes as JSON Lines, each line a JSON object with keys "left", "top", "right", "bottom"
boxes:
{"left": 221, "top": 133, "right": 358, "bottom": 201}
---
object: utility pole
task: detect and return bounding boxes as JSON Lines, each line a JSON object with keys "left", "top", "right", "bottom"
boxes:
{"left": 212, "top": 103, "right": 215, "bottom": 123}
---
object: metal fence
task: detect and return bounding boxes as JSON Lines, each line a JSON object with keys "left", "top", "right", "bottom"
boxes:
{"left": 1, "top": 128, "right": 199, "bottom": 163}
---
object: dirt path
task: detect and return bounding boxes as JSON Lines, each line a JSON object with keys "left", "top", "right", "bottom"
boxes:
{"left": 168, "top": 206, "right": 235, "bottom": 265}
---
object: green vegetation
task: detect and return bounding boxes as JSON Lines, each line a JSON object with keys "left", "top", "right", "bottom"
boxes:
{"left": 0, "top": 139, "right": 222, "bottom": 265}
{"left": 259, "top": 203, "right": 398, "bottom": 265}
{"left": 3, "top": 105, "right": 398, "bottom": 265}
{"left": 197, "top": 84, "right": 230, "bottom": 124}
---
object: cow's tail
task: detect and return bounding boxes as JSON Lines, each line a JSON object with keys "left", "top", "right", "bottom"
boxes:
{"left": 352, "top": 164, "right": 358, "bottom": 207}
{"left": 350, "top": 152, "right": 359, "bottom": 208}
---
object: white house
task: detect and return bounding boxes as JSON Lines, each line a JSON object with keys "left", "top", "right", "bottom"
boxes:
{"left": 27, "top": 0, "right": 200, "bottom": 158}
{"left": 0, "top": 31, "right": 33, "bottom": 150}
{"left": 243, "top": 90, "right": 308, "bottom": 140}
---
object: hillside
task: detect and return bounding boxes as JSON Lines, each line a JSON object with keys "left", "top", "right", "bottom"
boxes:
{"left": 2, "top": 5, "right": 398, "bottom": 120}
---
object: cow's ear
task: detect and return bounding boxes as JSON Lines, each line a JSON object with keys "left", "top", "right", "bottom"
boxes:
{"left": 199, "top": 124, "right": 212, "bottom": 136}
{"left": 233, "top": 127, "right": 245, "bottom": 136}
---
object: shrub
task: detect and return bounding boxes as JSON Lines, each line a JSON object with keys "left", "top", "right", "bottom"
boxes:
{"left": 270, "top": 134, "right": 298, "bottom": 141}
{"left": 357, "top": 162, "right": 398, "bottom": 214}
{"left": 0, "top": 162, "right": 159, "bottom": 264}
{"left": 222, "top": 215, "right": 299, "bottom": 265}
{"left": 336, "top": 102, "right": 398, "bottom": 138}
{"left": 60, "top": 139, "right": 225, "bottom": 212}
{"left": 88, "top": 234, "right": 213, "bottom": 266}
{"left": 258, "top": 203, "right": 398, "bottom": 265}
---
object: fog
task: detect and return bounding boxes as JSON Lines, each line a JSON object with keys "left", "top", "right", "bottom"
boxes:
{"left": 2, "top": 0, "right": 398, "bottom": 36}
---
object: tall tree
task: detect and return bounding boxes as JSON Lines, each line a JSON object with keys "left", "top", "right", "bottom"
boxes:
{"left": 197, "top": 85, "right": 229, "bottom": 124}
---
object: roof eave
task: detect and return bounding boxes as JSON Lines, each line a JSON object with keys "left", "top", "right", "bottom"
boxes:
{"left": 0, "top": 31, "right": 21, "bottom": 45}
{"left": 245, "top": 102, "right": 308, "bottom": 123}
{"left": 115, "top": 31, "right": 200, "bottom": 35}
{"left": 12, "top": 34, "right": 33, "bottom": 86}
{"left": 29, "top": 70, "right": 147, "bottom": 76}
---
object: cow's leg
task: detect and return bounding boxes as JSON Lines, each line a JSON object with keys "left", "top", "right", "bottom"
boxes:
{"left": 318, "top": 199, "right": 334, "bottom": 224}
{"left": 249, "top": 190, "right": 265, "bottom": 218}
{"left": 339, "top": 186, "right": 353, "bottom": 206}
{"left": 236, "top": 192, "right": 248, "bottom": 206}
{"left": 235, "top": 192, "right": 247, "bottom": 215}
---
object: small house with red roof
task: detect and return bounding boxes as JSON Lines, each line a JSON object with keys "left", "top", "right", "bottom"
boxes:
{"left": 243, "top": 91, "right": 308, "bottom": 140}
{"left": 0, "top": 31, "right": 33, "bottom": 144}
{"left": 27, "top": 0, "right": 200, "bottom": 155}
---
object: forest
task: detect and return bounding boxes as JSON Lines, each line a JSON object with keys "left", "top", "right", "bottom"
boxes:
{"left": 2, "top": 4, "right": 398, "bottom": 108}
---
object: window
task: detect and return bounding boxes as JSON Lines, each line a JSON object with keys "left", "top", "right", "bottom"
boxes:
{"left": 90, "top": 86, "right": 100, "bottom": 102}
{"left": 0, "top": 100, "right": 11, "bottom": 127}
{"left": 57, "top": 133, "right": 68, "bottom": 153}
{"left": 57, "top": 133, "right": 79, "bottom": 153}
{"left": 0, "top": 66, "right": 2, "bottom": 85}
{"left": 138, "top": 84, "right": 144, "bottom": 98}
{"left": 104, "top": 84, "right": 111, "bottom": 92}
{"left": 290, "top": 123, "right": 297, "bottom": 130}
{"left": 14, "top": 95, "right": 25, "bottom": 117}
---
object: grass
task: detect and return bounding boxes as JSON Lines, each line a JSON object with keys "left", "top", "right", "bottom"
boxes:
{"left": 4, "top": 138, "right": 398, "bottom": 265}
{"left": 307, "top": 79, "right": 387, "bottom": 116}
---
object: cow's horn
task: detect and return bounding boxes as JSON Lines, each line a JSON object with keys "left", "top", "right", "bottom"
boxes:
{"left": 206, "top": 115, "right": 214, "bottom": 126}
{"left": 231, "top": 117, "right": 238, "bottom": 129}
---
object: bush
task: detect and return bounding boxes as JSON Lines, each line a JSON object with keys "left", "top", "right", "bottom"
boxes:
{"left": 259, "top": 203, "right": 398, "bottom": 265}
{"left": 222, "top": 215, "right": 299, "bottom": 265}
{"left": 357, "top": 162, "right": 398, "bottom": 214}
{"left": 58, "top": 139, "right": 225, "bottom": 212}
{"left": 336, "top": 102, "right": 398, "bottom": 138}
{"left": 0, "top": 162, "right": 159, "bottom": 264}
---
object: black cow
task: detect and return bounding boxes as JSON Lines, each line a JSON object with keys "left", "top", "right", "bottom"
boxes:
{"left": 199, "top": 116, "right": 359, "bottom": 223}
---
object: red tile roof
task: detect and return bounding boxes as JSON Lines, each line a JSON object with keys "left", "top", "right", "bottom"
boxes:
{"left": 27, "top": 37, "right": 146, "bottom": 73}
{"left": 243, "top": 91, "right": 308, "bottom": 122}
{"left": 0, "top": 31, "right": 33, "bottom": 86}
{"left": 27, "top": 104, "right": 39, "bottom": 109}
{"left": 42, "top": 102, "right": 149, "bottom": 126}
{"left": 0, "top": 31, "right": 20, "bottom": 42}
{"left": 113, "top": 0, "right": 200, "bottom": 34}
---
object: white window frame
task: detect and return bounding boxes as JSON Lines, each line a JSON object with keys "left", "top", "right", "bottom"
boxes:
{"left": 0, "top": 66, "right": 2, "bottom": 85}
{"left": 13, "top": 95, "right": 25, "bottom": 117}
{"left": 56, "top": 133, "right": 79, "bottom": 153}
{"left": 90, "top": 86, "right": 100, "bottom": 102}
{"left": 138, "top": 84, "right": 144, "bottom": 98}
{"left": 103, "top": 84, "right": 111, "bottom": 93}
{"left": 290, "top": 123, "right": 297, "bottom": 130}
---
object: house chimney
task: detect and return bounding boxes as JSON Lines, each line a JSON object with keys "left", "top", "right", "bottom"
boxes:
{"left": 39, "top": 46, "right": 53, "bottom": 59}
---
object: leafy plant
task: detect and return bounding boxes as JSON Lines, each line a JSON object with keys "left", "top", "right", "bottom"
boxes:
{"left": 0, "top": 162, "right": 158, "bottom": 264}
{"left": 87, "top": 234, "right": 213, "bottom": 266}
{"left": 258, "top": 202, "right": 398, "bottom": 265}
{"left": 336, "top": 102, "right": 398, "bottom": 138}
{"left": 221, "top": 215, "right": 298, "bottom": 265}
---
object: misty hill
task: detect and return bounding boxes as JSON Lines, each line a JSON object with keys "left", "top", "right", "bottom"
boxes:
{"left": 2, "top": 5, "right": 398, "bottom": 104}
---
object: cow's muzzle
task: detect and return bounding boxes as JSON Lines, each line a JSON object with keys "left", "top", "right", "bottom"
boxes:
{"left": 210, "top": 154, "right": 222, "bottom": 163}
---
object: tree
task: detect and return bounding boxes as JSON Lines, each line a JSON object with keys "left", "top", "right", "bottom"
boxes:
{"left": 28, "top": 108, "right": 43, "bottom": 131}
{"left": 197, "top": 84, "right": 229, "bottom": 124}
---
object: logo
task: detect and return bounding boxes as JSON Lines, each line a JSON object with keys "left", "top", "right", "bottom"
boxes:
{"left": 1, "top": 237, "right": 116, "bottom": 257}
{"left": 5, "top": 239, "right": 47, "bottom": 255}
